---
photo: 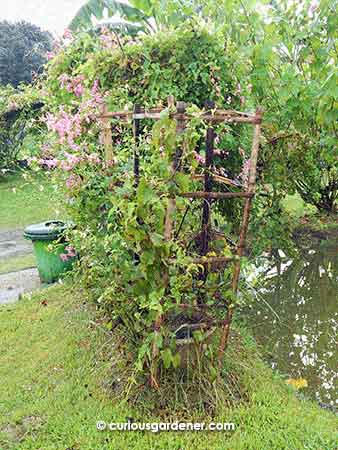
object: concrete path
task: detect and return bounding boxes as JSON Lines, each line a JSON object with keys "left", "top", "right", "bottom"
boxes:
{"left": 0, "top": 268, "right": 40, "bottom": 305}
{"left": 0, "top": 229, "right": 41, "bottom": 305}
{"left": 0, "top": 229, "right": 32, "bottom": 260}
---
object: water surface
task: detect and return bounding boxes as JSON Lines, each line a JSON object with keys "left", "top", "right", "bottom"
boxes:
{"left": 247, "top": 240, "right": 337, "bottom": 407}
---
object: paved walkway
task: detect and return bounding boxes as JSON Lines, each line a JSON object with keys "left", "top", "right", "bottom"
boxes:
{"left": 0, "top": 229, "right": 32, "bottom": 260}
{"left": 0, "top": 229, "right": 41, "bottom": 305}
{"left": 0, "top": 268, "right": 40, "bottom": 305}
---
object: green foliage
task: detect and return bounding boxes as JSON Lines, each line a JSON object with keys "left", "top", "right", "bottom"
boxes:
{"left": 0, "top": 21, "right": 53, "bottom": 87}
{"left": 38, "top": 6, "right": 337, "bottom": 381}
{"left": 199, "top": 0, "right": 338, "bottom": 212}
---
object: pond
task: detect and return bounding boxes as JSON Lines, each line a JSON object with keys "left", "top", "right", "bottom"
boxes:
{"left": 246, "top": 238, "right": 337, "bottom": 408}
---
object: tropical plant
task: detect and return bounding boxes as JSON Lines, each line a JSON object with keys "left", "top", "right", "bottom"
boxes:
{"left": 69, "top": 0, "right": 195, "bottom": 33}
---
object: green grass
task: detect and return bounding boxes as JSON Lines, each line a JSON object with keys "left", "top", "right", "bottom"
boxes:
{"left": 0, "top": 171, "right": 62, "bottom": 231}
{"left": 0, "top": 285, "right": 336, "bottom": 450}
{"left": 0, "top": 254, "right": 36, "bottom": 274}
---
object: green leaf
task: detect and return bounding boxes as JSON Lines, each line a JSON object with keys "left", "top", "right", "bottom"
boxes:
{"left": 172, "top": 352, "right": 181, "bottom": 369}
{"left": 161, "top": 348, "right": 173, "bottom": 369}
{"left": 69, "top": 0, "right": 149, "bottom": 32}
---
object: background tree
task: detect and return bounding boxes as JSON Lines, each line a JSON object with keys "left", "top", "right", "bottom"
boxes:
{"left": 0, "top": 21, "right": 53, "bottom": 87}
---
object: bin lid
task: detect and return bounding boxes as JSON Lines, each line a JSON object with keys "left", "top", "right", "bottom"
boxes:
{"left": 24, "top": 220, "right": 70, "bottom": 241}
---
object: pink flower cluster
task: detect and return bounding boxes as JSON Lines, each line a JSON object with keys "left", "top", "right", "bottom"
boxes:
{"left": 38, "top": 152, "right": 101, "bottom": 171}
{"left": 39, "top": 158, "right": 59, "bottom": 169}
{"left": 308, "top": 0, "right": 319, "bottom": 14}
{"left": 45, "top": 79, "right": 104, "bottom": 148}
{"left": 46, "top": 51, "right": 55, "bottom": 61}
{"left": 65, "top": 174, "right": 82, "bottom": 190}
{"left": 45, "top": 108, "right": 82, "bottom": 148}
{"left": 46, "top": 40, "right": 62, "bottom": 61}
{"left": 59, "top": 245, "right": 77, "bottom": 262}
{"left": 99, "top": 27, "right": 117, "bottom": 49}
{"left": 59, "top": 74, "right": 85, "bottom": 97}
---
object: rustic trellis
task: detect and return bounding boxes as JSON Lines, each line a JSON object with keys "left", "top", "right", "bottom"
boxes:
{"left": 99, "top": 97, "right": 262, "bottom": 381}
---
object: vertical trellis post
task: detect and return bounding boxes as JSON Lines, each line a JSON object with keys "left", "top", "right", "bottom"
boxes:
{"left": 151, "top": 97, "right": 186, "bottom": 387}
{"left": 201, "top": 100, "right": 215, "bottom": 257}
{"left": 100, "top": 103, "right": 113, "bottom": 166}
{"left": 133, "top": 104, "right": 141, "bottom": 187}
{"left": 218, "top": 108, "right": 263, "bottom": 363}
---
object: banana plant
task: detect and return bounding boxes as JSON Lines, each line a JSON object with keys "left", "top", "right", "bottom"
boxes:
{"left": 69, "top": 0, "right": 194, "bottom": 34}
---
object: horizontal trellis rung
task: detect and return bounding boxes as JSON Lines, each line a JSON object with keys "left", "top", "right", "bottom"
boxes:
{"left": 168, "top": 256, "right": 236, "bottom": 265}
{"left": 179, "top": 191, "right": 254, "bottom": 199}
{"left": 98, "top": 109, "right": 261, "bottom": 124}
{"left": 175, "top": 303, "right": 229, "bottom": 310}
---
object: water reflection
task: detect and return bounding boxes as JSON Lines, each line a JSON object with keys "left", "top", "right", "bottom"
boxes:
{"left": 247, "top": 241, "right": 337, "bottom": 406}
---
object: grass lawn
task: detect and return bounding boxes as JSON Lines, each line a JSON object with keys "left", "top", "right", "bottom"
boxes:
{"left": 0, "top": 285, "right": 336, "bottom": 450}
{"left": 0, "top": 253, "right": 36, "bottom": 274}
{"left": 0, "top": 171, "right": 62, "bottom": 231}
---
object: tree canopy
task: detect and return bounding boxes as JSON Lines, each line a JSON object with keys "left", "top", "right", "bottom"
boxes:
{"left": 0, "top": 21, "right": 53, "bottom": 87}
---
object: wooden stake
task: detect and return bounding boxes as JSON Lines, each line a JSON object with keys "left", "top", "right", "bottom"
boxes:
{"left": 151, "top": 98, "right": 186, "bottom": 387}
{"left": 133, "top": 104, "right": 141, "bottom": 187}
{"left": 218, "top": 108, "right": 262, "bottom": 364}
{"left": 100, "top": 103, "right": 113, "bottom": 166}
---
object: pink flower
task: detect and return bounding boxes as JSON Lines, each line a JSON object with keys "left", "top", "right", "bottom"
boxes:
{"left": 46, "top": 51, "right": 55, "bottom": 60}
{"left": 74, "top": 84, "right": 84, "bottom": 97}
{"left": 59, "top": 253, "right": 68, "bottom": 262}
{"left": 60, "top": 152, "right": 82, "bottom": 171}
{"left": 65, "top": 245, "right": 77, "bottom": 257}
{"left": 65, "top": 174, "right": 82, "bottom": 190}
{"left": 87, "top": 153, "right": 101, "bottom": 164}
{"left": 194, "top": 152, "right": 205, "bottom": 165}
{"left": 39, "top": 158, "right": 58, "bottom": 169}
{"left": 63, "top": 28, "right": 73, "bottom": 40}
{"left": 91, "top": 79, "right": 100, "bottom": 95}
{"left": 309, "top": 0, "right": 319, "bottom": 14}
{"left": 45, "top": 109, "right": 82, "bottom": 146}
{"left": 100, "top": 28, "right": 116, "bottom": 49}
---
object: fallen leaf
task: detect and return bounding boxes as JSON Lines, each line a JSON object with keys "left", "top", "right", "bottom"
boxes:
{"left": 286, "top": 377, "right": 308, "bottom": 390}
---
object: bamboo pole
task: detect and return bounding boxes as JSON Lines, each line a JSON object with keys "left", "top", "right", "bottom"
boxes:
{"left": 100, "top": 103, "right": 113, "bottom": 166}
{"left": 218, "top": 108, "right": 263, "bottom": 364}
{"left": 133, "top": 104, "right": 141, "bottom": 187}
{"left": 151, "top": 97, "right": 187, "bottom": 388}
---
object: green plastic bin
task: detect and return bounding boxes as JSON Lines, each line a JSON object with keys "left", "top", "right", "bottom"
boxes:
{"left": 24, "top": 220, "right": 76, "bottom": 283}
